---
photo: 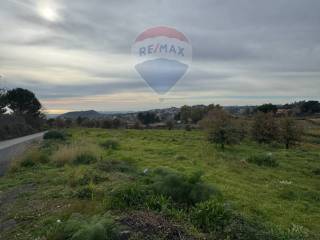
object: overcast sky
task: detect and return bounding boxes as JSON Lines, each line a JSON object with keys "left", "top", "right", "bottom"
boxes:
{"left": 0, "top": 0, "right": 319, "bottom": 113}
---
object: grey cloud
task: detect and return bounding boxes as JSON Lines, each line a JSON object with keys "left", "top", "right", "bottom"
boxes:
{"left": 0, "top": 0, "right": 319, "bottom": 110}
{"left": 4, "top": 77, "right": 148, "bottom": 99}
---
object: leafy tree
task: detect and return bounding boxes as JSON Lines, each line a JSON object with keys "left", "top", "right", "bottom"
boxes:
{"left": 65, "top": 118, "right": 73, "bottom": 128}
{"left": 252, "top": 112, "right": 278, "bottom": 143}
{"left": 0, "top": 88, "right": 45, "bottom": 139}
{"left": 6, "top": 88, "right": 42, "bottom": 117}
{"left": 0, "top": 88, "right": 7, "bottom": 114}
{"left": 101, "top": 119, "right": 113, "bottom": 129}
{"left": 180, "top": 105, "right": 192, "bottom": 123}
{"left": 201, "top": 109, "right": 241, "bottom": 150}
{"left": 112, "top": 118, "right": 122, "bottom": 129}
{"left": 133, "top": 120, "right": 142, "bottom": 129}
{"left": 279, "top": 115, "right": 302, "bottom": 149}
{"left": 76, "top": 116, "right": 85, "bottom": 126}
{"left": 179, "top": 104, "right": 222, "bottom": 124}
{"left": 190, "top": 107, "right": 207, "bottom": 123}
{"left": 166, "top": 120, "right": 174, "bottom": 130}
{"left": 300, "top": 101, "right": 320, "bottom": 114}
{"left": 256, "top": 103, "right": 278, "bottom": 114}
{"left": 174, "top": 112, "right": 181, "bottom": 121}
{"left": 207, "top": 104, "right": 221, "bottom": 112}
{"left": 137, "top": 112, "right": 159, "bottom": 125}
{"left": 5, "top": 88, "right": 45, "bottom": 129}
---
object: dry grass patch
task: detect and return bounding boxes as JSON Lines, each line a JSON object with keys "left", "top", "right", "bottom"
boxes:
{"left": 9, "top": 148, "right": 49, "bottom": 172}
{"left": 51, "top": 142, "right": 102, "bottom": 167}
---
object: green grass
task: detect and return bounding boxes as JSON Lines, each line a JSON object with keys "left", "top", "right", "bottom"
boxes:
{"left": 0, "top": 127, "right": 319, "bottom": 239}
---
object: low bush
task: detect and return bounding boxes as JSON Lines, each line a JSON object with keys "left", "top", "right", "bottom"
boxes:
{"left": 190, "top": 200, "right": 282, "bottom": 240}
{"left": 47, "top": 214, "right": 119, "bottom": 240}
{"left": 312, "top": 168, "right": 320, "bottom": 176}
{"left": 44, "top": 130, "right": 66, "bottom": 140}
{"left": 40, "top": 140, "right": 60, "bottom": 155}
{"left": 68, "top": 168, "right": 106, "bottom": 187}
{"left": 108, "top": 184, "right": 175, "bottom": 214}
{"left": 19, "top": 157, "right": 36, "bottom": 168}
{"left": 185, "top": 124, "right": 192, "bottom": 131}
{"left": 10, "top": 149, "right": 49, "bottom": 171}
{"left": 151, "top": 170, "right": 218, "bottom": 206}
{"left": 221, "top": 216, "right": 274, "bottom": 240}
{"left": 108, "top": 184, "right": 148, "bottom": 210}
{"left": 100, "top": 139, "right": 120, "bottom": 150}
{"left": 74, "top": 185, "right": 95, "bottom": 200}
{"left": 274, "top": 224, "right": 310, "bottom": 240}
{"left": 73, "top": 153, "right": 97, "bottom": 165}
{"left": 97, "top": 159, "right": 135, "bottom": 173}
{"left": 247, "top": 153, "right": 279, "bottom": 167}
{"left": 191, "top": 199, "right": 233, "bottom": 234}
{"left": 279, "top": 189, "right": 298, "bottom": 201}
{"left": 175, "top": 155, "right": 188, "bottom": 161}
{"left": 144, "top": 194, "right": 173, "bottom": 212}
{"left": 190, "top": 201, "right": 310, "bottom": 240}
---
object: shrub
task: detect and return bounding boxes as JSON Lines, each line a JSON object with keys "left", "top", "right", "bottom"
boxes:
{"left": 11, "top": 149, "right": 49, "bottom": 170}
{"left": 271, "top": 224, "right": 310, "bottom": 240}
{"left": 201, "top": 109, "right": 241, "bottom": 150}
{"left": 44, "top": 130, "right": 66, "bottom": 140}
{"left": 222, "top": 215, "right": 274, "bottom": 240}
{"left": 100, "top": 139, "right": 120, "bottom": 150}
{"left": 97, "top": 159, "right": 135, "bottom": 173}
{"left": 151, "top": 170, "right": 217, "bottom": 206}
{"left": 279, "top": 189, "right": 298, "bottom": 201}
{"left": 47, "top": 214, "right": 119, "bottom": 240}
{"left": 185, "top": 124, "right": 192, "bottom": 131}
{"left": 252, "top": 112, "right": 279, "bottom": 144}
{"left": 19, "top": 156, "right": 36, "bottom": 167}
{"left": 40, "top": 140, "right": 60, "bottom": 155}
{"left": 73, "top": 153, "right": 97, "bottom": 165}
{"left": 74, "top": 185, "right": 95, "bottom": 200}
{"left": 68, "top": 168, "right": 106, "bottom": 187}
{"left": 175, "top": 155, "right": 188, "bottom": 161}
{"left": 107, "top": 184, "right": 148, "bottom": 210}
{"left": 279, "top": 116, "right": 303, "bottom": 149}
{"left": 247, "top": 153, "right": 279, "bottom": 167}
{"left": 191, "top": 201, "right": 276, "bottom": 239}
{"left": 144, "top": 194, "right": 173, "bottom": 212}
{"left": 279, "top": 224, "right": 315, "bottom": 240}
{"left": 312, "top": 168, "right": 320, "bottom": 176}
{"left": 191, "top": 199, "right": 233, "bottom": 233}
{"left": 108, "top": 184, "right": 175, "bottom": 213}
{"left": 68, "top": 168, "right": 88, "bottom": 187}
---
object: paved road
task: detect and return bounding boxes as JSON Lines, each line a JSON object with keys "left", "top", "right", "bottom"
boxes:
{"left": 0, "top": 132, "right": 46, "bottom": 176}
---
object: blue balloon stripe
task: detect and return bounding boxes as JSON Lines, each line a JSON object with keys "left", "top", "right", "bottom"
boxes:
{"left": 135, "top": 58, "right": 188, "bottom": 94}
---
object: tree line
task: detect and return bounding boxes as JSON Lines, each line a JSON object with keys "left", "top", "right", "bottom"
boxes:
{"left": 201, "top": 107, "right": 303, "bottom": 150}
{"left": 0, "top": 88, "right": 44, "bottom": 140}
{"left": 47, "top": 116, "right": 128, "bottom": 129}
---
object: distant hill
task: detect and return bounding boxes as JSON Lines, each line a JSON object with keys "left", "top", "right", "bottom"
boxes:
{"left": 58, "top": 108, "right": 180, "bottom": 121}
{"left": 59, "top": 110, "right": 104, "bottom": 119}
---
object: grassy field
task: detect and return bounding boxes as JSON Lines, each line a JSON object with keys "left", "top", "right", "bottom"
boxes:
{"left": 0, "top": 125, "right": 319, "bottom": 239}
